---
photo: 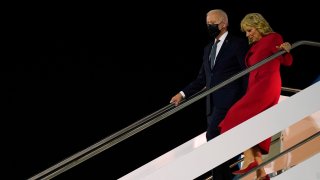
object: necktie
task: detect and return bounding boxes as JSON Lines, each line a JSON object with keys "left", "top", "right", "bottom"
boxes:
{"left": 209, "top": 40, "right": 220, "bottom": 69}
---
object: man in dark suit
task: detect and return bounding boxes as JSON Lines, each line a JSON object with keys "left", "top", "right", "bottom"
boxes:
{"left": 170, "top": 9, "right": 248, "bottom": 180}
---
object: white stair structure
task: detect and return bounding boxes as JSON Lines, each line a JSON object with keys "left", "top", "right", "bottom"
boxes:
{"left": 119, "top": 81, "right": 320, "bottom": 180}
{"left": 272, "top": 153, "right": 320, "bottom": 180}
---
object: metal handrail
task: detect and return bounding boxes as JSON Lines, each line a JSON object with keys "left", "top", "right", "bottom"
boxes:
{"left": 281, "top": 86, "right": 301, "bottom": 93}
{"left": 28, "top": 40, "right": 320, "bottom": 180}
{"left": 237, "top": 131, "right": 320, "bottom": 180}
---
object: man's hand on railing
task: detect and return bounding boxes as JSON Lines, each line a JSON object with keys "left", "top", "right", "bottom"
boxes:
{"left": 170, "top": 93, "right": 184, "bottom": 106}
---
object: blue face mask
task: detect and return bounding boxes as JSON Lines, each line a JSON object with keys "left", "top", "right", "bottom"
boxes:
{"left": 207, "top": 24, "right": 220, "bottom": 38}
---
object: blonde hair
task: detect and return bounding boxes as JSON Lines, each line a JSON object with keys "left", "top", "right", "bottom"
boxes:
{"left": 241, "top": 13, "right": 273, "bottom": 42}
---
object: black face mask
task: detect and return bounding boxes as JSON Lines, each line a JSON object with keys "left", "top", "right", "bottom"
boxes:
{"left": 207, "top": 24, "right": 220, "bottom": 38}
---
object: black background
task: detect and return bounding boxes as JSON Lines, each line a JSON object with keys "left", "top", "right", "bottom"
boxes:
{"left": 7, "top": 1, "right": 320, "bottom": 179}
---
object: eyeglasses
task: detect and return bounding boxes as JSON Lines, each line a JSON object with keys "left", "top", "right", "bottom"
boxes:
{"left": 207, "top": 23, "right": 219, "bottom": 27}
{"left": 207, "top": 22, "right": 220, "bottom": 26}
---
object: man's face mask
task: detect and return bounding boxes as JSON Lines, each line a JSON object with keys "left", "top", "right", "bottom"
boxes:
{"left": 207, "top": 24, "right": 220, "bottom": 38}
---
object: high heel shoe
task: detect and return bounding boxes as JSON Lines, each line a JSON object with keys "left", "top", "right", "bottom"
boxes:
{"left": 232, "top": 160, "right": 258, "bottom": 175}
{"left": 257, "top": 174, "right": 270, "bottom": 180}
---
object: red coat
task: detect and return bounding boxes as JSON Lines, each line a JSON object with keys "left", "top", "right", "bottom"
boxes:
{"left": 218, "top": 32, "right": 293, "bottom": 154}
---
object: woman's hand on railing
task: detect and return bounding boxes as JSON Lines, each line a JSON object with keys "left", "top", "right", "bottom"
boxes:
{"left": 276, "top": 42, "right": 292, "bottom": 52}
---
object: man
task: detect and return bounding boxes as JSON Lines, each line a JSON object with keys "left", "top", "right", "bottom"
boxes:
{"left": 170, "top": 9, "right": 248, "bottom": 180}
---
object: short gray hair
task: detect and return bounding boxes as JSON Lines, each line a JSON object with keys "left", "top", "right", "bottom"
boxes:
{"left": 207, "top": 9, "right": 228, "bottom": 25}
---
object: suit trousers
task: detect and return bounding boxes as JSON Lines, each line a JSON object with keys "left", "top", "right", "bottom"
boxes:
{"left": 206, "top": 107, "right": 240, "bottom": 180}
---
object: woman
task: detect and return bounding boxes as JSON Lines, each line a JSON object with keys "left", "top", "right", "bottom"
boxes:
{"left": 218, "top": 13, "right": 293, "bottom": 180}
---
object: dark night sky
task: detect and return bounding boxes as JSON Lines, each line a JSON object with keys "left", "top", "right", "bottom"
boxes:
{"left": 7, "top": 1, "right": 319, "bottom": 179}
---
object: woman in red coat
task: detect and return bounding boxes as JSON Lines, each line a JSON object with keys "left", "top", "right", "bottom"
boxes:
{"left": 218, "top": 13, "right": 293, "bottom": 180}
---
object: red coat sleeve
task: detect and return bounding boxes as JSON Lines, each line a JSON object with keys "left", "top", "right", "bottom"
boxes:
{"left": 251, "top": 33, "right": 293, "bottom": 67}
{"left": 271, "top": 33, "right": 293, "bottom": 66}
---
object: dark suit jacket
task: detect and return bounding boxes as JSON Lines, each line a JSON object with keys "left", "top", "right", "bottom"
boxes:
{"left": 182, "top": 33, "right": 249, "bottom": 115}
